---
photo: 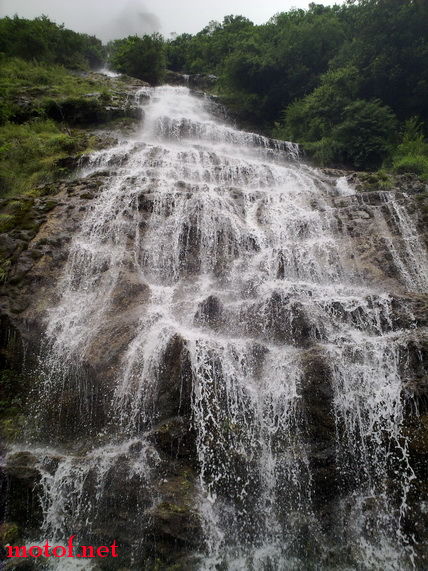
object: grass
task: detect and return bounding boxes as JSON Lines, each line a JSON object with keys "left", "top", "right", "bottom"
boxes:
{"left": 0, "top": 58, "right": 102, "bottom": 197}
{"left": 0, "top": 56, "right": 114, "bottom": 123}
{"left": 0, "top": 119, "right": 97, "bottom": 197}
{"left": 391, "top": 118, "right": 428, "bottom": 180}
{"left": 0, "top": 56, "right": 143, "bottom": 199}
{"left": 0, "top": 57, "right": 127, "bottom": 198}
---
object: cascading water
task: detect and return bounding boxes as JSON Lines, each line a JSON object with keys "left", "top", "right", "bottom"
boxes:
{"left": 5, "top": 86, "right": 427, "bottom": 569}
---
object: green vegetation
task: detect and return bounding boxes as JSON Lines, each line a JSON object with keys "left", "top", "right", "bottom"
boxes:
{"left": 166, "top": 0, "right": 428, "bottom": 171}
{"left": 0, "top": 58, "right": 119, "bottom": 197}
{"left": 392, "top": 118, "right": 428, "bottom": 180}
{"left": 0, "top": 15, "right": 105, "bottom": 69}
{"left": 0, "top": 54, "right": 143, "bottom": 198}
{"left": 0, "top": 57, "right": 114, "bottom": 125}
{"left": 0, "top": 522, "right": 20, "bottom": 545}
{"left": 0, "top": 119, "right": 94, "bottom": 196}
{"left": 0, "top": 17, "right": 140, "bottom": 200}
{"left": 108, "top": 34, "right": 166, "bottom": 84}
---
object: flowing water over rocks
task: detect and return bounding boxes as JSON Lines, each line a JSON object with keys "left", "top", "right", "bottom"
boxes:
{"left": 2, "top": 86, "right": 428, "bottom": 570}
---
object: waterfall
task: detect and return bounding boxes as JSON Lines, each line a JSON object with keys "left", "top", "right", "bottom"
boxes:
{"left": 6, "top": 86, "right": 427, "bottom": 569}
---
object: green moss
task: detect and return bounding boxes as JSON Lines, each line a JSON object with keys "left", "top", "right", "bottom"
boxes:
{"left": 0, "top": 522, "right": 20, "bottom": 545}
{"left": 0, "top": 213, "right": 14, "bottom": 232}
{"left": 0, "top": 257, "right": 11, "bottom": 282}
{"left": 0, "top": 415, "right": 25, "bottom": 440}
{"left": 157, "top": 502, "right": 190, "bottom": 515}
{"left": 0, "top": 195, "right": 46, "bottom": 242}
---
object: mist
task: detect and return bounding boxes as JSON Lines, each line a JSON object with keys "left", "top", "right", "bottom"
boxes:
{"left": 0, "top": 0, "right": 344, "bottom": 39}
{"left": 0, "top": 0, "right": 161, "bottom": 41}
{"left": 93, "top": 1, "right": 160, "bottom": 41}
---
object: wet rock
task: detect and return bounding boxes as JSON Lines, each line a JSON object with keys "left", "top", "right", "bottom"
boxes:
{"left": 401, "top": 338, "right": 428, "bottom": 414}
{"left": 5, "top": 452, "right": 38, "bottom": 481}
{"left": 4, "top": 560, "right": 37, "bottom": 570}
{"left": 156, "top": 335, "right": 193, "bottom": 421}
{"left": 3, "top": 452, "right": 42, "bottom": 537}
{"left": 299, "top": 347, "right": 338, "bottom": 513}
{"left": 300, "top": 348, "right": 335, "bottom": 440}
{"left": 163, "top": 71, "right": 218, "bottom": 91}
{"left": 250, "top": 291, "right": 326, "bottom": 347}
{"left": 188, "top": 74, "right": 218, "bottom": 90}
{"left": 110, "top": 276, "right": 150, "bottom": 311}
{"left": 149, "top": 500, "right": 200, "bottom": 541}
{"left": 148, "top": 416, "right": 196, "bottom": 460}
{"left": 194, "top": 295, "right": 223, "bottom": 329}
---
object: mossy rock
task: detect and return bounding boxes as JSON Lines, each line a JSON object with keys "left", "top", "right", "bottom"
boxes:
{"left": 156, "top": 502, "right": 190, "bottom": 515}
{"left": 44, "top": 96, "right": 109, "bottom": 125}
{"left": 0, "top": 522, "right": 20, "bottom": 545}
{"left": 0, "top": 415, "right": 25, "bottom": 441}
{"left": 37, "top": 199, "right": 57, "bottom": 212}
{"left": 0, "top": 214, "right": 15, "bottom": 233}
{"left": 357, "top": 170, "right": 394, "bottom": 191}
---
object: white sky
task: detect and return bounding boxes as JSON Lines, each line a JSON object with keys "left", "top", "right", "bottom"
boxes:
{"left": 0, "top": 0, "right": 345, "bottom": 40}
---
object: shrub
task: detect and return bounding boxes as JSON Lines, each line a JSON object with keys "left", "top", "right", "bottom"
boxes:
{"left": 392, "top": 118, "right": 428, "bottom": 178}
{"left": 393, "top": 156, "right": 428, "bottom": 176}
{"left": 331, "top": 99, "right": 397, "bottom": 169}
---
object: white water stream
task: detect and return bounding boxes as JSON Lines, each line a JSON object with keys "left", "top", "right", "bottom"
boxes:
{"left": 7, "top": 86, "right": 428, "bottom": 569}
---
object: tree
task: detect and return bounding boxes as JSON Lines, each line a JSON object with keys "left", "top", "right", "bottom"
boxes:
{"left": 108, "top": 34, "right": 165, "bottom": 84}
{"left": 0, "top": 16, "right": 105, "bottom": 69}
{"left": 331, "top": 99, "right": 397, "bottom": 169}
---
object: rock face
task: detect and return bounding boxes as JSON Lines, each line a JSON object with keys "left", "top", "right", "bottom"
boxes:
{"left": 164, "top": 70, "right": 218, "bottom": 91}
{"left": 1, "top": 86, "right": 428, "bottom": 569}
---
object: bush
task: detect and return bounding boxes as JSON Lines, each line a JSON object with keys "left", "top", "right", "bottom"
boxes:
{"left": 392, "top": 118, "right": 428, "bottom": 178}
{"left": 278, "top": 95, "right": 397, "bottom": 170}
{"left": 44, "top": 97, "right": 106, "bottom": 125}
{"left": 393, "top": 156, "right": 428, "bottom": 175}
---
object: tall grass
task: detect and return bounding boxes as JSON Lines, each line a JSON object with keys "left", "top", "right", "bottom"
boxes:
{"left": 0, "top": 119, "right": 89, "bottom": 196}
{"left": 392, "top": 117, "right": 428, "bottom": 179}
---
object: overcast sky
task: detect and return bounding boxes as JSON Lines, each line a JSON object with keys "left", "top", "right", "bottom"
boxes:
{"left": 0, "top": 0, "right": 344, "bottom": 40}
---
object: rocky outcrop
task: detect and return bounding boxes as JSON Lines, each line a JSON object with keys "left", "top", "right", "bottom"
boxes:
{"left": 321, "top": 167, "right": 428, "bottom": 245}
{"left": 164, "top": 70, "right": 218, "bottom": 91}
